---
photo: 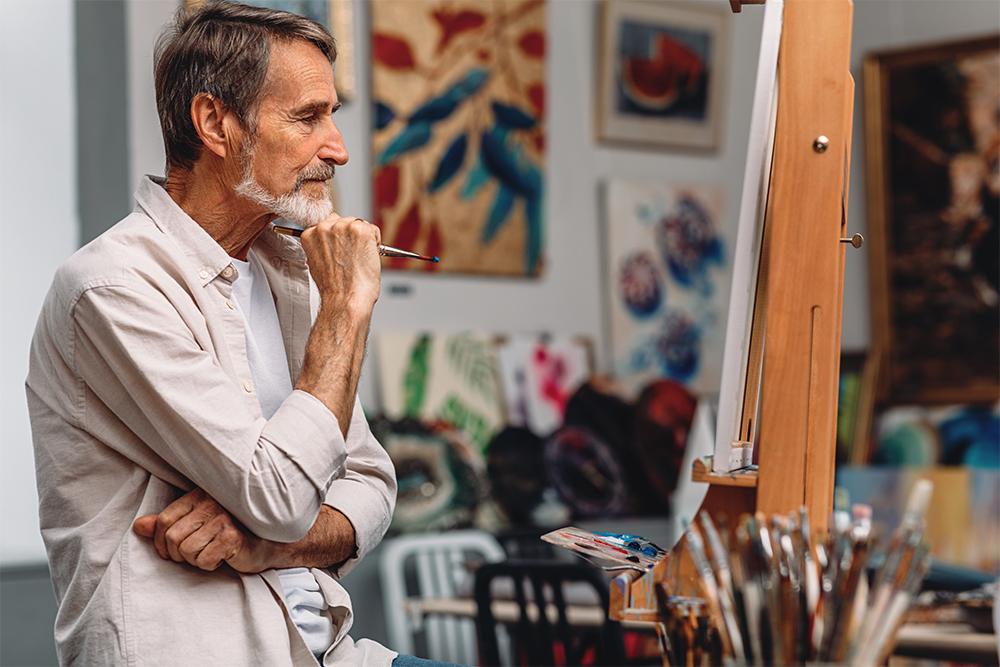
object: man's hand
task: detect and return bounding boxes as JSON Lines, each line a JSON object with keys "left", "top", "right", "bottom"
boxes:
{"left": 133, "top": 488, "right": 359, "bottom": 573}
{"left": 132, "top": 488, "right": 274, "bottom": 572}
{"left": 299, "top": 216, "right": 381, "bottom": 314}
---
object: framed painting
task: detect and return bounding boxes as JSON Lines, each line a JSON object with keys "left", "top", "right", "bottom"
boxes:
{"left": 185, "top": 0, "right": 356, "bottom": 100}
{"left": 864, "top": 35, "right": 999, "bottom": 405}
{"left": 596, "top": 0, "right": 730, "bottom": 151}
{"left": 603, "top": 179, "right": 728, "bottom": 397}
{"left": 370, "top": 0, "right": 547, "bottom": 276}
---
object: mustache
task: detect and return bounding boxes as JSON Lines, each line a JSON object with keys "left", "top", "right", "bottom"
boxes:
{"left": 294, "top": 162, "right": 336, "bottom": 191}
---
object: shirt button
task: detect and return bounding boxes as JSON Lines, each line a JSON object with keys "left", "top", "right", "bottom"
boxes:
{"left": 199, "top": 270, "right": 209, "bottom": 279}
{"left": 226, "top": 300, "right": 235, "bottom": 310}
{"left": 243, "top": 381, "right": 253, "bottom": 393}
{"left": 271, "top": 257, "right": 282, "bottom": 269}
{"left": 221, "top": 265, "right": 235, "bottom": 279}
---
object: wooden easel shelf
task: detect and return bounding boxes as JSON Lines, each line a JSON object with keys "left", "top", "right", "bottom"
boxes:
{"left": 691, "top": 457, "right": 759, "bottom": 488}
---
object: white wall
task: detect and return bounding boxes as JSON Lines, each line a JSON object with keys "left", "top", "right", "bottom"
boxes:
{"left": 0, "top": 0, "right": 78, "bottom": 565}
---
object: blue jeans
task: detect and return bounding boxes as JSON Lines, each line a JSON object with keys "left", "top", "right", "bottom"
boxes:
{"left": 391, "top": 654, "right": 468, "bottom": 667}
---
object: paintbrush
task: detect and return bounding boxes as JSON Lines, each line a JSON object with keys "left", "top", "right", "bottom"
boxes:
{"left": 272, "top": 224, "right": 440, "bottom": 263}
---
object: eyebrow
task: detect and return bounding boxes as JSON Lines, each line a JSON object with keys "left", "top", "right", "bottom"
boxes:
{"left": 292, "top": 100, "right": 341, "bottom": 117}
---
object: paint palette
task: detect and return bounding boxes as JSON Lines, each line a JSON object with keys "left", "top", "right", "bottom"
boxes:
{"left": 541, "top": 526, "right": 667, "bottom": 570}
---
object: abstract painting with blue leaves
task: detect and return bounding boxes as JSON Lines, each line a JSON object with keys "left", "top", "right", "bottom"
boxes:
{"left": 371, "top": 0, "right": 546, "bottom": 276}
{"left": 605, "top": 179, "right": 729, "bottom": 396}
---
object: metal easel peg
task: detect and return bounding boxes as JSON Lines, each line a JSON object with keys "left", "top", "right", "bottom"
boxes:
{"left": 840, "top": 233, "right": 864, "bottom": 248}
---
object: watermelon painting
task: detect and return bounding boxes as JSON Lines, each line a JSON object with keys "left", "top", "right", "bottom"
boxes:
{"left": 616, "top": 22, "right": 710, "bottom": 119}
{"left": 597, "top": 1, "right": 729, "bottom": 151}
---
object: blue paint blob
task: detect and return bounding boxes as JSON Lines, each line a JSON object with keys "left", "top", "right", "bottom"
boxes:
{"left": 656, "top": 310, "right": 700, "bottom": 381}
{"left": 655, "top": 195, "right": 723, "bottom": 295}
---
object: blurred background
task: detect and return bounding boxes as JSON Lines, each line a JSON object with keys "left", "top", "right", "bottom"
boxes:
{"left": 1, "top": 0, "right": 997, "bottom": 664}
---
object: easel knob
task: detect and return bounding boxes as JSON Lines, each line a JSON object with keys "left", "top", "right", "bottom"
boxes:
{"left": 840, "top": 233, "right": 864, "bottom": 248}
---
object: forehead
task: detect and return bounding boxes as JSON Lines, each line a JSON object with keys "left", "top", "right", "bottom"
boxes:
{"left": 261, "top": 39, "right": 337, "bottom": 110}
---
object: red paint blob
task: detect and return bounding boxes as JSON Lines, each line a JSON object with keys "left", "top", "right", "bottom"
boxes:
{"left": 373, "top": 34, "right": 416, "bottom": 70}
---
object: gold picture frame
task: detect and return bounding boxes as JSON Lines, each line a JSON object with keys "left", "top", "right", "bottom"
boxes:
{"left": 864, "top": 35, "right": 999, "bottom": 405}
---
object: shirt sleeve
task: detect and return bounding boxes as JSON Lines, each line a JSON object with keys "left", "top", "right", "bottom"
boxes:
{"left": 70, "top": 282, "right": 344, "bottom": 543}
{"left": 322, "top": 396, "right": 397, "bottom": 577}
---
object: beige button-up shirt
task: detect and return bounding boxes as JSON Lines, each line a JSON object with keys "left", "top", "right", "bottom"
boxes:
{"left": 27, "top": 176, "right": 397, "bottom": 666}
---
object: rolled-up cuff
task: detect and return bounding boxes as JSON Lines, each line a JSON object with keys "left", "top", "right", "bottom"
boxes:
{"left": 323, "top": 480, "right": 392, "bottom": 577}
{"left": 260, "top": 389, "right": 346, "bottom": 498}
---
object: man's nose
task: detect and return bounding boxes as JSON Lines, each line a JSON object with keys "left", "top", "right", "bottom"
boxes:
{"left": 319, "top": 120, "right": 349, "bottom": 165}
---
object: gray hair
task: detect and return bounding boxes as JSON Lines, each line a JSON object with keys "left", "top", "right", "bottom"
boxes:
{"left": 154, "top": 1, "right": 336, "bottom": 172}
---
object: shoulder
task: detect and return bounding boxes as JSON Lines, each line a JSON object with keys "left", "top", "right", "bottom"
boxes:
{"left": 53, "top": 211, "right": 177, "bottom": 304}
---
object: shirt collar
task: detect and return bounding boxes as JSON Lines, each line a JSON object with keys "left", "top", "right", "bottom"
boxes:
{"left": 132, "top": 175, "right": 305, "bottom": 284}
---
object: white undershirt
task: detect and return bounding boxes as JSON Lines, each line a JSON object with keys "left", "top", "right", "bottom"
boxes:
{"left": 230, "top": 252, "right": 335, "bottom": 660}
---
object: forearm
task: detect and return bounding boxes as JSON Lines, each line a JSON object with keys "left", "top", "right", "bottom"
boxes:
{"left": 263, "top": 505, "right": 357, "bottom": 570}
{"left": 295, "top": 302, "right": 371, "bottom": 438}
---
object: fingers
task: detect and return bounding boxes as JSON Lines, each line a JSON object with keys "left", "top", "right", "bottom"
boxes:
{"left": 132, "top": 514, "right": 157, "bottom": 537}
{"left": 152, "top": 488, "right": 206, "bottom": 559}
{"left": 141, "top": 488, "right": 245, "bottom": 571}
{"left": 299, "top": 215, "right": 382, "bottom": 307}
{"left": 300, "top": 216, "right": 380, "bottom": 258}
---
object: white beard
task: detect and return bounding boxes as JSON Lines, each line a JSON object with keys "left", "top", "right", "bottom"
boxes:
{"left": 235, "top": 143, "right": 334, "bottom": 227}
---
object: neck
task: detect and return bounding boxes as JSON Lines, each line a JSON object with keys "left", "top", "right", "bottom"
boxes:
{"left": 164, "top": 159, "right": 274, "bottom": 261}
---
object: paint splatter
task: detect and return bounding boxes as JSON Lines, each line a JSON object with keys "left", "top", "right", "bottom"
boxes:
{"left": 656, "top": 310, "right": 700, "bottom": 381}
{"left": 619, "top": 251, "right": 663, "bottom": 317}
{"left": 655, "top": 194, "right": 723, "bottom": 294}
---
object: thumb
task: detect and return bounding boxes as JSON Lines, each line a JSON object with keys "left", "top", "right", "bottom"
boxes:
{"left": 132, "top": 514, "right": 158, "bottom": 538}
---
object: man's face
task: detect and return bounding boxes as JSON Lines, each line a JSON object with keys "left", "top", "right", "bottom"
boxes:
{"left": 235, "top": 39, "right": 348, "bottom": 226}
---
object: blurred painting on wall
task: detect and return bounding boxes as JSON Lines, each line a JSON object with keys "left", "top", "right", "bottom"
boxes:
{"left": 865, "top": 35, "right": 1000, "bottom": 405}
{"left": 604, "top": 179, "right": 728, "bottom": 397}
{"left": 596, "top": 0, "right": 729, "bottom": 150}
{"left": 494, "top": 334, "right": 592, "bottom": 437}
{"left": 371, "top": 0, "right": 547, "bottom": 276}
{"left": 377, "top": 332, "right": 505, "bottom": 452}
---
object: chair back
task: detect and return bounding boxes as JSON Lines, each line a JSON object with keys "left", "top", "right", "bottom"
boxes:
{"left": 474, "top": 560, "right": 628, "bottom": 667}
{"left": 379, "top": 530, "right": 506, "bottom": 664}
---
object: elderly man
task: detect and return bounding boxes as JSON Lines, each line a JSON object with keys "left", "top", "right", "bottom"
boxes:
{"left": 26, "top": 3, "right": 432, "bottom": 665}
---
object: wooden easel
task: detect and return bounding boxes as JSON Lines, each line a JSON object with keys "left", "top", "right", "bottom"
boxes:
{"left": 611, "top": 0, "right": 856, "bottom": 629}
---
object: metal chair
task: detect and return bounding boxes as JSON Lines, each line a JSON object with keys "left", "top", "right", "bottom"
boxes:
{"left": 379, "top": 530, "right": 507, "bottom": 664}
{"left": 473, "top": 560, "right": 628, "bottom": 666}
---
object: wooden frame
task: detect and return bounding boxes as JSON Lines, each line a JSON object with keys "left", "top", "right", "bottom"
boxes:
{"left": 184, "top": 0, "right": 356, "bottom": 101}
{"left": 864, "top": 35, "right": 1000, "bottom": 405}
{"left": 596, "top": 0, "right": 730, "bottom": 151}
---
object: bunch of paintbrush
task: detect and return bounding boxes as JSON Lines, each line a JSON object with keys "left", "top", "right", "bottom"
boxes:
{"left": 662, "top": 479, "right": 933, "bottom": 666}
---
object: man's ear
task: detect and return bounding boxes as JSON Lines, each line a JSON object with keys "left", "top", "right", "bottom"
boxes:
{"left": 190, "top": 93, "right": 240, "bottom": 159}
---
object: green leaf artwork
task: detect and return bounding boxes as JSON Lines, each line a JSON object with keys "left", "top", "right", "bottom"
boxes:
{"left": 402, "top": 334, "right": 431, "bottom": 416}
{"left": 445, "top": 334, "right": 496, "bottom": 404}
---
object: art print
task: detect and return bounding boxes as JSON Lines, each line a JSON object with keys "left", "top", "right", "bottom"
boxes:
{"left": 494, "top": 334, "right": 592, "bottom": 437}
{"left": 597, "top": 0, "right": 729, "bottom": 150}
{"left": 605, "top": 180, "right": 728, "bottom": 396}
{"left": 371, "top": 0, "right": 547, "bottom": 276}
{"left": 377, "top": 332, "right": 504, "bottom": 452}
